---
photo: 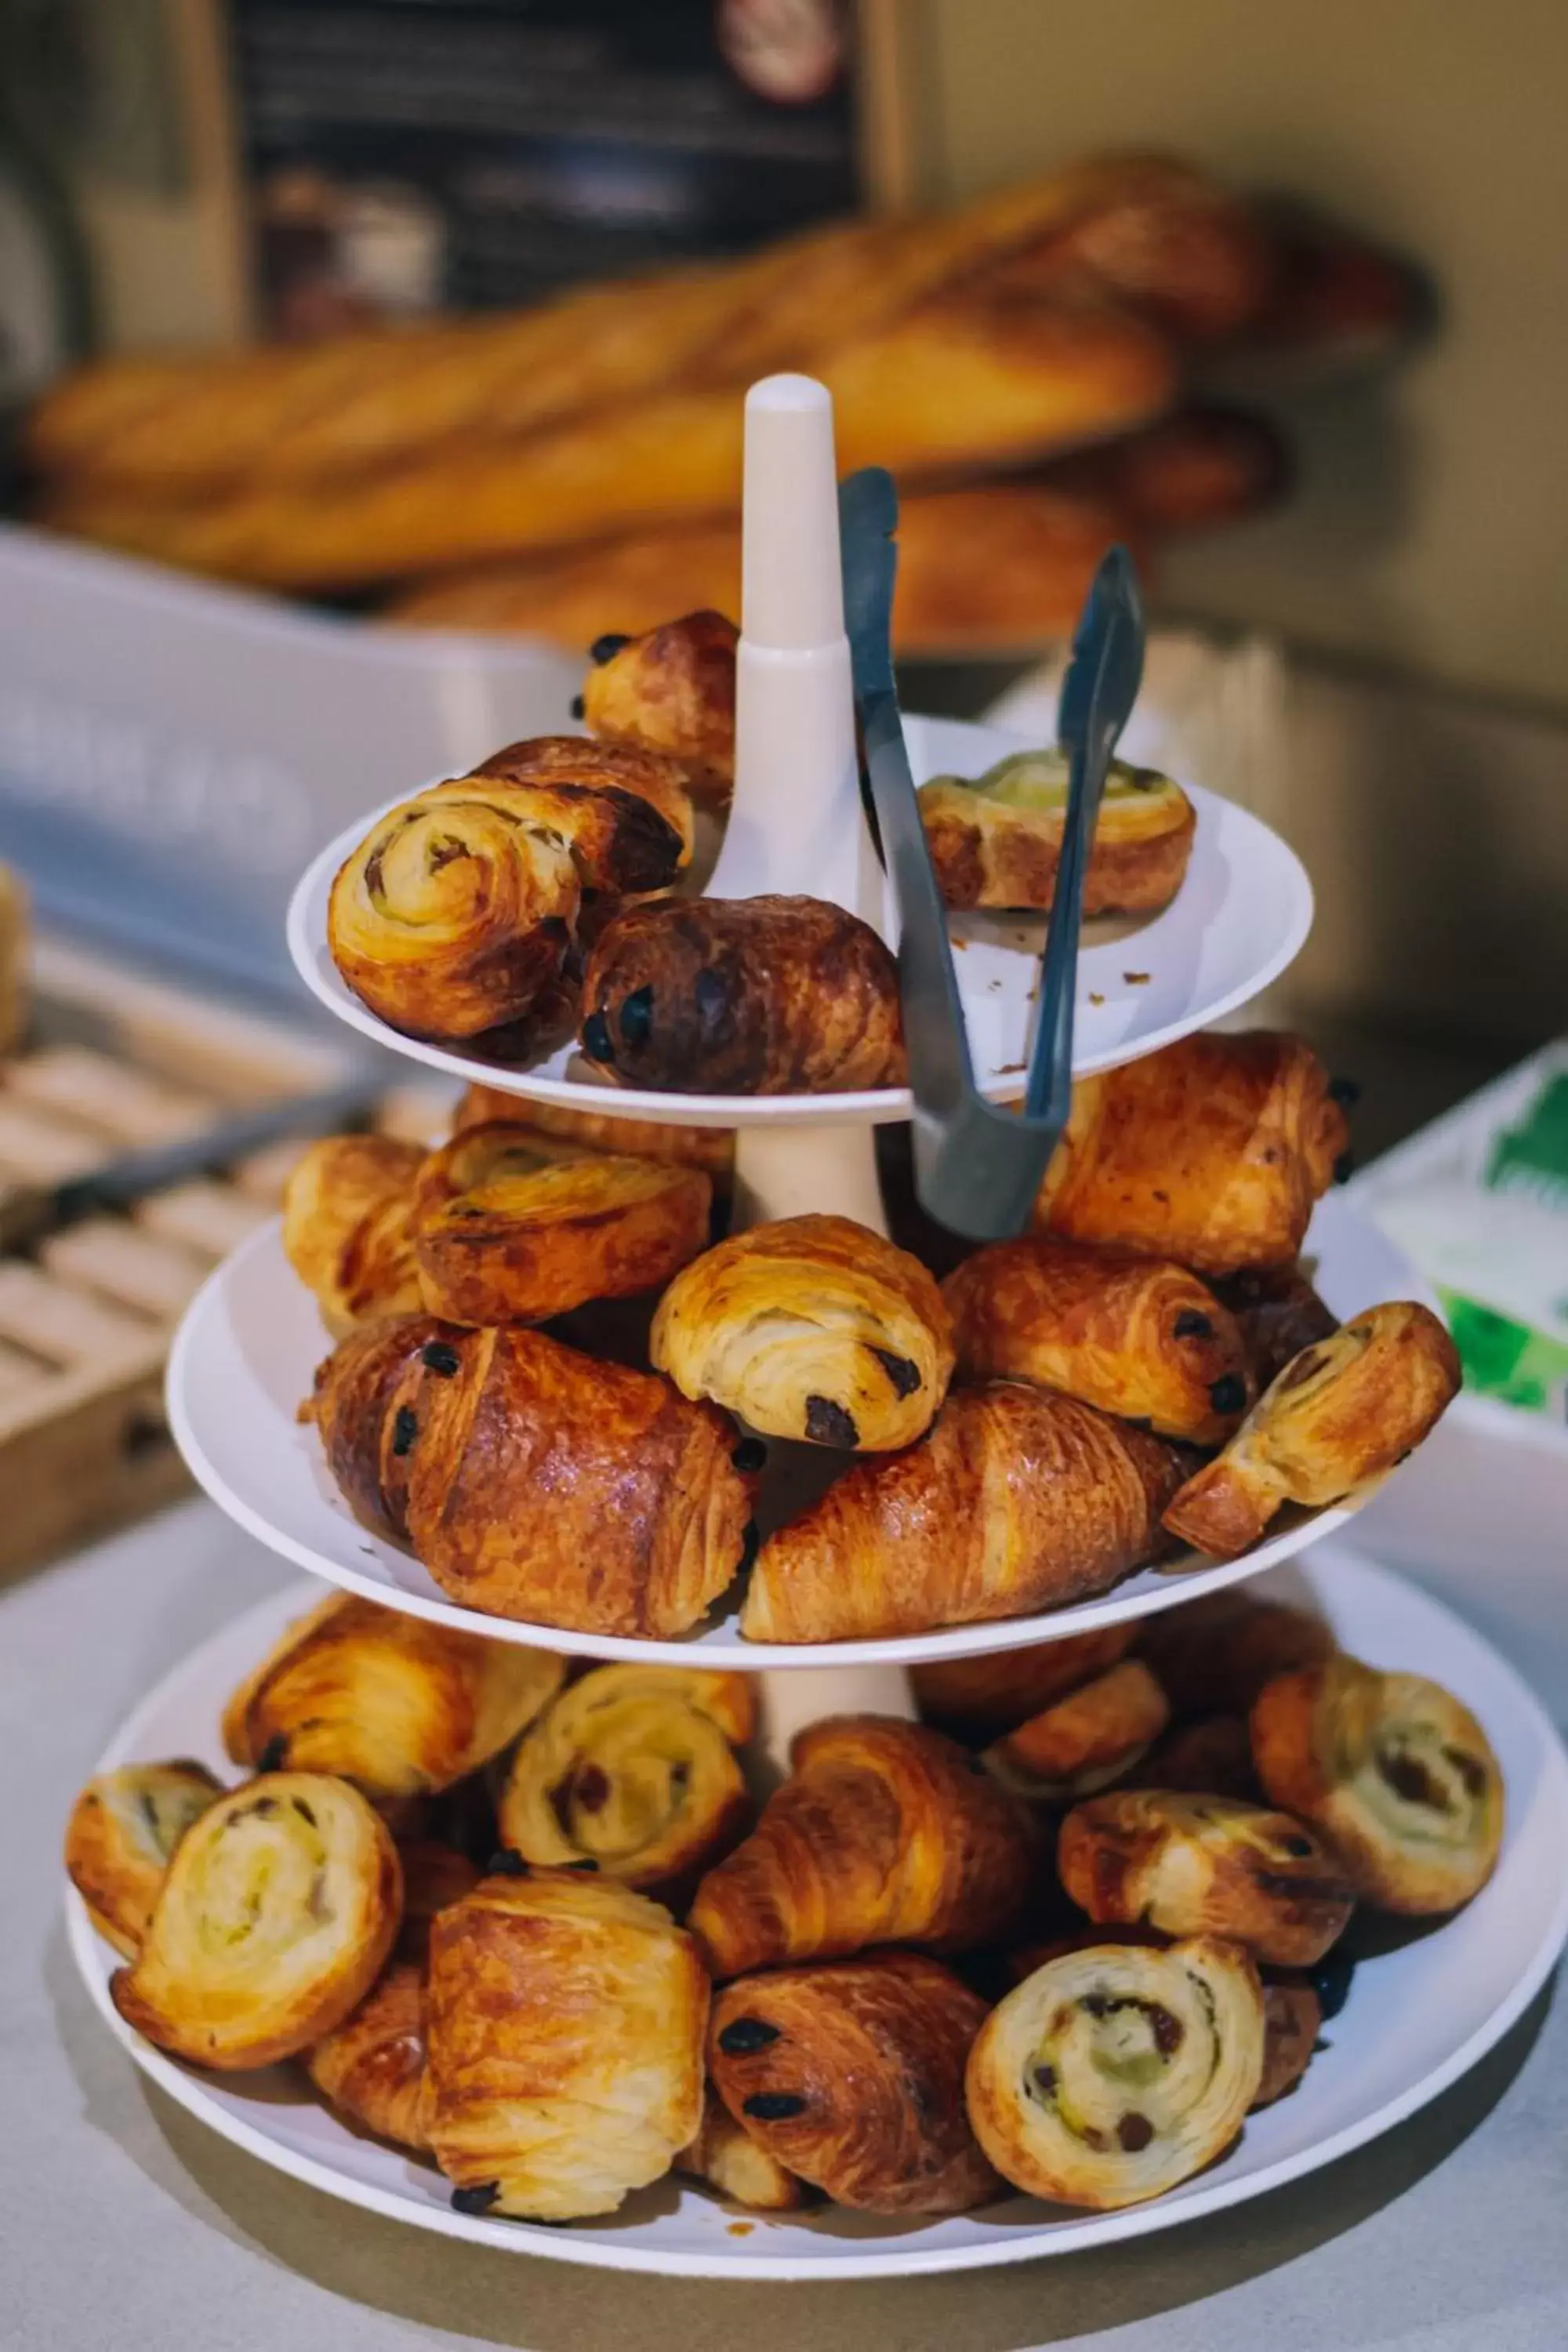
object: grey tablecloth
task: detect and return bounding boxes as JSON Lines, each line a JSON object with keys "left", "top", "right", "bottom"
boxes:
{"left": 8, "top": 1497, "right": 1566, "bottom": 2352}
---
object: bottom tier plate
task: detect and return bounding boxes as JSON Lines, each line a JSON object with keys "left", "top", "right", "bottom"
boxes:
{"left": 67, "top": 1542, "right": 1568, "bottom": 2281}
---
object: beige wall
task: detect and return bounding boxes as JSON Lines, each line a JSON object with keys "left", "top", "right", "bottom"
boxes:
{"left": 918, "top": 0, "right": 1568, "bottom": 710}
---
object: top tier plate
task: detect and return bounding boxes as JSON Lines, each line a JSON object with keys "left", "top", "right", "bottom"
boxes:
{"left": 286, "top": 713, "right": 1312, "bottom": 1128}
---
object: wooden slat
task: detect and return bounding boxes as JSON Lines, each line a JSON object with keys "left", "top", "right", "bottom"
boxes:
{"left": 0, "top": 1099, "right": 106, "bottom": 1185}
{"left": 5, "top": 1044, "right": 217, "bottom": 1147}
{"left": 0, "top": 1260, "right": 161, "bottom": 1377}
{"left": 42, "top": 1219, "right": 210, "bottom": 1323}
{"left": 136, "top": 1179, "right": 272, "bottom": 1258}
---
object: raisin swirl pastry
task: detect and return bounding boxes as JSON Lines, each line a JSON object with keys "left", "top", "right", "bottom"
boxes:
{"left": 498, "top": 1664, "right": 754, "bottom": 1901}
{"left": 652, "top": 1213, "right": 955, "bottom": 1452}
{"left": 965, "top": 1936, "right": 1265, "bottom": 2209}
{"left": 64, "top": 1760, "right": 225, "bottom": 1958}
{"left": 452, "top": 1082, "right": 734, "bottom": 1186}
{"left": 579, "top": 895, "right": 906, "bottom": 1095}
{"left": 742, "top": 1383, "right": 1191, "bottom": 1643}
{"left": 220, "top": 1590, "right": 564, "bottom": 1800}
{"left": 983, "top": 1661, "right": 1171, "bottom": 1806}
{"left": 1036, "top": 1030, "right": 1348, "bottom": 1275}
{"left": 327, "top": 786, "right": 580, "bottom": 1043}
{"left": 1058, "top": 1789, "right": 1355, "bottom": 1965}
{"left": 580, "top": 611, "right": 738, "bottom": 799}
{"left": 281, "top": 1132, "right": 425, "bottom": 1334}
{"left": 1163, "top": 1302, "right": 1461, "bottom": 1557}
{"left": 412, "top": 1120, "right": 711, "bottom": 1325}
{"left": 688, "top": 1715, "right": 1035, "bottom": 1978}
{"left": 943, "top": 1235, "right": 1251, "bottom": 1445}
{"left": 111, "top": 1773, "right": 402, "bottom": 2069}
{"left": 1250, "top": 1657, "right": 1504, "bottom": 1914}
{"left": 709, "top": 1952, "right": 1001, "bottom": 2216}
{"left": 423, "top": 1868, "right": 707, "bottom": 2220}
{"left": 920, "top": 750, "right": 1195, "bottom": 916}
{"left": 465, "top": 732, "right": 695, "bottom": 871}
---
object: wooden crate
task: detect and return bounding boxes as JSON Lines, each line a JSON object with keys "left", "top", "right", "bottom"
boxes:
{"left": 0, "top": 935, "right": 452, "bottom": 1581}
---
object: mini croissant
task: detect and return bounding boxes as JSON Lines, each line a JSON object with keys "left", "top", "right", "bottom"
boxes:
{"left": 687, "top": 1715, "right": 1035, "bottom": 1978}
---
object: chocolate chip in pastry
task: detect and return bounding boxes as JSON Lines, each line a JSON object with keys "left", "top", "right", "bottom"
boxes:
{"left": 412, "top": 1120, "right": 711, "bottom": 1325}
{"left": 400, "top": 1323, "right": 757, "bottom": 1639}
{"left": 688, "top": 1715, "right": 1035, "bottom": 1979}
{"left": 579, "top": 894, "right": 905, "bottom": 1096}
{"left": 1250, "top": 1655, "right": 1504, "bottom": 1914}
{"left": 676, "top": 2089, "right": 809, "bottom": 2212}
{"left": 920, "top": 751, "right": 1195, "bottom": 916}
{"left": 943, "top": 1235, "right": 1250, "bottom": 1444}
{"left": 281, "top": 1133, "right": 424, "bottom": 1334}
{"left": 984, "top": 1661, "right": 1171, "bottom": 1805}
{"left": 1163, "top": 1302, "right": 1461, "bottom": 1557}
{"left": 1036, "top": 1030, "right": 1348, "bottom": 1276}
{"left": 497, "top": 1664, "right": 754, "bottom": 1903}
{"left": 1136, "top": 1589, "right": 1335, "bottom": 1721}
{"left": 965, "top": 1935, "right": 1265, "bottom": 2209}
{"left": 423, "top": 1867, "right": 707, "bottom": 2220}
{"left": 911, "top": 1627, "right": 1138, "bottom": 1742}
{"left": 220, "top": 1591, "right": 564, "bottom": 1800}
{"left": 64, "top": 1760, "right": 226, "bottom": 1958}
{"left": 111, "top": 1773, "right": 402, "bottom": 2070}
{"left": 652, "top": 1212, "right": 954, "bottom": 1452}
{"left": 327, "top": 787, "right": 580, "bottom": 1043}
{"left": 710, "top": 1951, "right": 1001, "bottom": 2216}
{"left": 742, "top": 1382, "right": 1192, "bottom": 1644}
{"left": 580, "top": 611, "right": 737, "bottom": 799}
{"left": 1058, "top": 1788, "right": 1355, "bottom": 1966}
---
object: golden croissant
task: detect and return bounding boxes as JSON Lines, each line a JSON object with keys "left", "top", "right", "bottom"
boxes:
{"left": 652, "top": 1212, "right": 954, "bottom": 1451}
{"left": 220, "top": 1589, "right": 564, "bottom": 1798}
{"left": 687, "top": 1715, "right": 1035, "bottom": 1978}
{"left": 423, "top": 1866, "right": 708, "bottom": 2220}
{"left": 966, "top": 1936, "right": 1265, "bottom": 2209}
{"left": 709, "top": 1951, "right": 1001, "bottom": 2216}
{"left": 943, "top": 1233, "right": 1250, "bottom": 1443}
{"left": 1163, "top": 1301, "right": 1461, "bottom": 1555}
{"left": 742, "top": 1382, "right": 1191, "bottom": 1643}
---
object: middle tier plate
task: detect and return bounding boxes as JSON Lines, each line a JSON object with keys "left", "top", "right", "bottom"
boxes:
{"left": 166, "top": 1194, "right": 1415, "bottom": 1670}
{"left": 285, "top": 716, "right": 1314, "bottom": 1128}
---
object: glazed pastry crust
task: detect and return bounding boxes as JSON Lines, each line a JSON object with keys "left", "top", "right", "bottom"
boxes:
{"left": 742, "top": 1382, "right": 1191, "bottom": 1643}
{"left": 581, "top": 895, "right": 906, "bottom": 1096}
{"left": 943, "top": 1235, "right": 1250, "bottom": 1444}
{"left": 412, "top": 1120, "right": 710, "bottom": 1325}
{"left": 687, "top": 1715, "right": 1035, "bottom": 1978}
{"left": 985, "top": 1661, "right": 1171, "bottom": 1803}
{"left": 305, "top": 1960, "right": 431, "bottom": 2150}
{"left": 220, "top": 1589, "right": 564, "bottom": 1798}
{"left": 466, "top": 732, "right": 695, "bottom": 873}
{"left": 965, "top": 1935, "right": 1265, "bottom": 2209}
{"left": 677, "top": 2090, "right": 808, "bottom": 2212}
{"left": 1036, "top": 1031, "right": 1349, "bottom": 1274}
{"left": 1163, "top": 1301, "right": 1461, "bottom": 1556}
{"left": 401, "top": 1323, "right": 755, "bottom": 1639}
{"left": 327, "top": 785, "right": 579, "bottom": 1043}
{"left": 911, "top": 1627, "right": 1137, "bottom": 1740}
{"left": 423, "top": 1869, "right": 708, "bottom": 2220}
{"left": 452, "top": 1083, "right": 733, "bottom": 1182}
{"left": 498, "top": 1664, "right": 754, "bottom": 1900}
{"left": 709, "top": 1952, "right": 1001, "bottom": 2216}
{"left": 281, "top": 1133, "right": 424, "bottom": 1334}
{"left": 111, "top": 1773, "right": 403, "bottom": 2069}
{"left": 302, "top": 1312, "right": 453, "bottom": 1541}
{"left": 652, "top": 1213, "right": 955, "bottom": 1453}
{"left": 1136, "top": 1590, "right": 1335, "bottom": 1720}
{"left": 581, "top": 611, "right": 737, "bottom": 794}
{"left": 920, "top": 754, "right": 1195, "bottom": 916}
{"left": 1058, "top": 1788, "right": 1355, "bottom": 1965}
{"left": 64, "top": 1760, "right": 225, "bottom": 1958}
{"left": 1250, "top": 1657, "right": 1504, "bottom": 1914}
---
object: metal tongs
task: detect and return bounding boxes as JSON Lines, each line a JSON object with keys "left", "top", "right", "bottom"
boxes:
{"left": 840, "top": 466, "right": 1145, "bottom": 1241}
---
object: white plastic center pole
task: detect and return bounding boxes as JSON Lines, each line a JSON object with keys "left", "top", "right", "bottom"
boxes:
{"left": 715, "top": 374, "right": 915, "bottom": 1766}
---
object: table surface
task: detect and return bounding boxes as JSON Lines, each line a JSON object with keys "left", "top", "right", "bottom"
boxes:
{"left": 7, "top": 1496, "right": 1566, "bottom": 2352}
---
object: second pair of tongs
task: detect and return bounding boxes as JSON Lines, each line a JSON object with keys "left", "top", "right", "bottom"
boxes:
{"left": 839, "top": 466, "right": 1145, "bottom": 1242}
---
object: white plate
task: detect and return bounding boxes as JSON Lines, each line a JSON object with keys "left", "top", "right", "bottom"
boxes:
{"left": 166, "top": 1193, "right": 1418, "bottom": 1671}
{"left": 285, "top": 715, "right": 1312, "bottom": 1129}
{"left": 67, "top": 1545, "right": 1568, "bottom": 2281}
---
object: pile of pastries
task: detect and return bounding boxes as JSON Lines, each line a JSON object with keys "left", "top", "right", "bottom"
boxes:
{"left": 281, "top": 1025, "right": 1458, "bottom": 1643}
{"left": 27, "top": 154, "right": 1420, "bottom": 654}
{"left": 66, "top": 1581, "right": 1505, "bottom": 2221}
{"left": 322, "top": 607, "right": 1196, "bottom": 1082}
